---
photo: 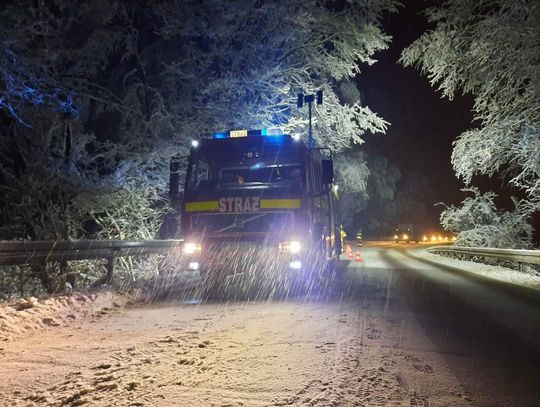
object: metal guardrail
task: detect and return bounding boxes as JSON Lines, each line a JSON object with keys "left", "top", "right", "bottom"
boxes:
{"left": 427, "top": 245, "right": 540, "bottom": 265}
{"left": 0, "top": 240, "right": 184, "bottom": 266}
{"left": 0, "top": 240, "right": 185, "bottom": 290}
{"left": 0, "top": 240, "right": 183, "bottom": 292}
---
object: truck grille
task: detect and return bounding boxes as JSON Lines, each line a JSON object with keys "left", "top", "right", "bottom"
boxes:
{"left": 191, "top": 212, "right": 293, "bottom": 234}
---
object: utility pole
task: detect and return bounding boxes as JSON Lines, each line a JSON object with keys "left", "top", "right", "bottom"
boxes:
{"left": 297, "top": 90, "right": 323, "bottom": 149}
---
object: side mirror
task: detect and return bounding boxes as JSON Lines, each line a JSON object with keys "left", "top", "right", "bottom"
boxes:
{"left": 322, "top": 159, "right": 334, "bottom": 184}
{"left": 169, "top": 155, "right": 185, "bottom": 205}
{"left": 169, "top": 156, "right": 181, "bottom": 200}
{"left": 313, "top": 222, "right": 324, "bottom": 243}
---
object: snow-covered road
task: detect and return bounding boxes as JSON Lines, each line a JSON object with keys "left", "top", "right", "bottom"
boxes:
{"left": 1, "top": 246, "right": 540, "bottom": 406}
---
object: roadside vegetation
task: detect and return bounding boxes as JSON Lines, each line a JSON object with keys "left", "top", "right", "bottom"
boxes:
{"left": 401, "top": 0, "right": 539, "bottom": 248}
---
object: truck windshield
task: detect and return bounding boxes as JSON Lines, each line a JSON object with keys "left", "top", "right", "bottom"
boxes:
{"left": 187, "top": 159, "right": 303, "bottom": 191}
{"left": 219, "top": 164, "right": 302, "bottom": 188}
{"left": 185, "top": 138, "right": 306, "bottom": 194}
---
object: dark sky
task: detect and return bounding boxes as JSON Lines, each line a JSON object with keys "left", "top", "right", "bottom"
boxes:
{"left": 357, "top": 2, "right": 475, "bottom": 225}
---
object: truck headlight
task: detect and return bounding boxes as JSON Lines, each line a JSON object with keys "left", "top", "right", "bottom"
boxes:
{"left": 183, "top": 242, "right": 201, "bottom": 254}
{"left": 279, "top": 241, "right": 301, "bottom": 254}
{"left": 289, "top": 241, "right": 301, "bottom": 254}
{"left": 289, "top": 260, "right": 302, "bottom": 269}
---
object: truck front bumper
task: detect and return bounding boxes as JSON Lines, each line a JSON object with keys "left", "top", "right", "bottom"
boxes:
{"left": 186, "top": 242, "right": 308, "bottom": 274}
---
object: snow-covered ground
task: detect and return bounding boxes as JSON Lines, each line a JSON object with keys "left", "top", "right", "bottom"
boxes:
{"left": 0, "top": 296, "right": 474, "bottom": 406}
{"left": 410, "top": 246, "right": 540, "bottom": 291}
{"left": 0, "top": 290, "right": 130, "bottom": 342}
{"left": 1, "top": 246, "right": 539, "bottom": 406}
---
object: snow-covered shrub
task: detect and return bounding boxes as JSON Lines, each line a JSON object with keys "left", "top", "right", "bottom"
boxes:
{"left": 440, "top": 189, "right": 532, "bottom": 249}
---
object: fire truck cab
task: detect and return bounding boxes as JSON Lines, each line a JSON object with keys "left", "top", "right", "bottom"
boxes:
{"left": 168, "top": 128, "right": 341, "bottom": 294}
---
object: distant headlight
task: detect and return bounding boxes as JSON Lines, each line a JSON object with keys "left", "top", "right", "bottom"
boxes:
{"left": 403, "top": 234, "right": 409, "bottom": 240}
{"left": 394, "top": 234, "right": 399, "bottom": 239}
{"left": 423, "top": 236, "right": 428, "bottom": 241}
{"left": 183, "top": 242, "right": 201, "bottom": 255}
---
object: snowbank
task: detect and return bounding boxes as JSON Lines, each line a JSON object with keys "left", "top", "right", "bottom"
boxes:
{"left": 0, "top": 291, "right": 131, "bottom": 342}
{"left": 413, "top": 248, "right": 540, "bottom": 291}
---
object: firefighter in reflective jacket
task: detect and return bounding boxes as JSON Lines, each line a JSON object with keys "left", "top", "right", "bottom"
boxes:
{"left": 355, "top": 231, "right": 363, "bottom": 247}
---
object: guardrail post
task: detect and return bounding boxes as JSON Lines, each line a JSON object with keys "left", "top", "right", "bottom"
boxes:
{"left": 105, "top": 257, "right": 114, "bottom": 284}
{"left": 61, "top": 260, "right": 77, "bottom": 290}
{"left": 36, "top": 262, "right": 55, "bottom": 294}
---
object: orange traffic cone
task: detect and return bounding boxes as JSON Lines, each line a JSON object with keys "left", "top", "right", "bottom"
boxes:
{"left": 355, "top": 251, "right": 362, "bottom": 262}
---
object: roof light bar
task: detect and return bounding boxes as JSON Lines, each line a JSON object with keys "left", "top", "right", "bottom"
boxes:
{"left": 230, "top": 129, "right": 248, "bottom": 138}
{"left": 212, "top": 128, "right": 284, "bottom": 139}
{"left": 262, "top": 127, "right": 283, "bottom": 136}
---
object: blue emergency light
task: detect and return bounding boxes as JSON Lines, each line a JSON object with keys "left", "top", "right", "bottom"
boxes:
{"left": 212, "top": 131, "right": 228, "bottom": 139}
{"left": 212, "top": 128, "right": 284, "bottom": 139}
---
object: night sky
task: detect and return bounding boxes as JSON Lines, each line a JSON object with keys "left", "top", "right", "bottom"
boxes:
{"left": 358, "top": 2, "right": 474, "bottom": 226}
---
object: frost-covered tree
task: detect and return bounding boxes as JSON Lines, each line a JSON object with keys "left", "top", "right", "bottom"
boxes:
{"left": 343, "top": 156, "right": 402, "bottom": 235}
{"left": 334, "top": 151, "right": 370, "bottom": 226}
{"left": 401, "top": 0, "right": 540, "bottom": 218}
{"left": 160, "top": 0, "right": 396, "bottom": 151}
{"left": 159, "top": 0, "right": 397, "bottom": 214}
{"left": 0, "top": 48, "right": 78, "bottom": 126}
{"left": 439, "top": 188, "right": 532, "bottom": 249}
{"left": 0, "top": 0, "right": 180, "bottom": 240}
{"left": 0, "top": 6, "right": 78, "bottom": 127}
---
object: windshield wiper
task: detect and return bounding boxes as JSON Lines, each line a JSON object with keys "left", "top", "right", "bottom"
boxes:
{"left": 214, "top": 213, "right": 267, "bottom": 233}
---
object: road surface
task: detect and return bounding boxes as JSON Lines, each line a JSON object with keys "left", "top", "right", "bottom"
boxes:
{"left": 1, "top": 244, "right": 540, "bottom": 406}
